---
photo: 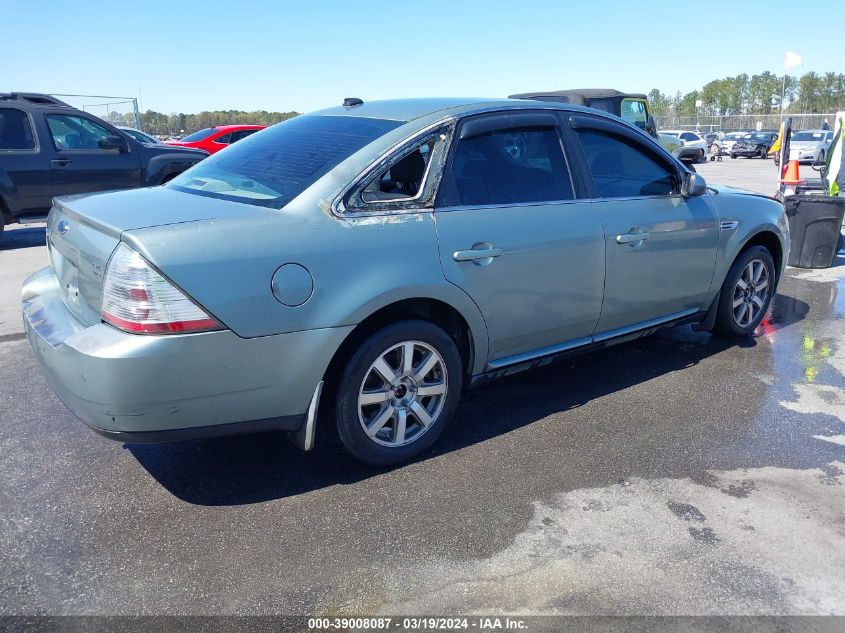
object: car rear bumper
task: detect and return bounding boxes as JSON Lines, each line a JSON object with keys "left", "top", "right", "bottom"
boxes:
{"left": 22, "top": 266, "right": 352, "bottom": 442}
{"left": 673, "top": 147, "right": 701, "bottom": 162}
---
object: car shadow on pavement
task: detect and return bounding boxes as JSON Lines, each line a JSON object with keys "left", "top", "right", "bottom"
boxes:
{"left": 128, "top": 293, "right": 810, "bottom": 506}
{"left": 0, "top": 226, "right": 46, "bottom": 250}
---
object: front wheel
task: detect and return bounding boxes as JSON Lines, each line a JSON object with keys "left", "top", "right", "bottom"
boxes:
{"left": 334, "top": 320, "right": 463, "bottom": 465}
{"left": 712, "top": 246, "right": 776, "bottom": 338}
{"left": 759, "top": 148, "right": 768, "bottom": 159}
{"left": 697, "top": 149, "right": 706, "bottom": 164}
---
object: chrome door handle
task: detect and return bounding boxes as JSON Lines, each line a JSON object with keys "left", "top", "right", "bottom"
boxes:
{"left": 453, "top": 247, "right": 503, "bottom": 262}
{"left": 616, "top": 231, "right": 650, "bottom": 244}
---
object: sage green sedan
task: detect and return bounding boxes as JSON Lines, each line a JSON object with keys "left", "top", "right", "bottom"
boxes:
{"left": 23, "top": 97, "right": 789, "bottom": 465}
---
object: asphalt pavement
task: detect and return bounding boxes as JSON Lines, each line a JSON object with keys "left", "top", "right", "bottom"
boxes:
{"left": 1, "top": 159, "right": 843, "bottom": 617}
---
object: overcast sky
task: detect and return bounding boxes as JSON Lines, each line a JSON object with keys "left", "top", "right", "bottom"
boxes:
{"left": 4, "top": 0, "right": 844, "bottom": 114}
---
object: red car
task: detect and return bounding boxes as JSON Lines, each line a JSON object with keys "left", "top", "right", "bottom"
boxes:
{"left": 166, "top": 124, "right": 265, "bottom": 154}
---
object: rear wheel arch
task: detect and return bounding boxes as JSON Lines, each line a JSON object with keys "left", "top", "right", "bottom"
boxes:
{"left": 319, "top": 298, "right": 476, "bottom": 422}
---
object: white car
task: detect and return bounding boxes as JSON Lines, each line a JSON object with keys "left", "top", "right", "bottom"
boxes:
{"left": 720, "top": 132, "right": 749, "bottom": 156}
{"left": 789, "top": 130, "right": 834, "bottom": 164}
{"left": 660, "top": 130, "right": 707, "bottom": 163}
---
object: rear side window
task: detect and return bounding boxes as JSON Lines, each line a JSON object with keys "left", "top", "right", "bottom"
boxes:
{"left": 230, "top": 129, "right": 258, "bottom": 143}
{"left": 213, "top": 133, "right": 231, "bottom": 144}
{"left": 621, "top": 99, "right": 648, "bottom": 131}
{"left": 0, "top": 108, "right": 36, "bottom": 150}
{"left": 574, "top": 128, "right": 677, "bottom": 198}
{"left": 438, "top": 121, "right": 574, "bottom": 207}
{"left": 168, "top": 115, "right": 403, "bottom": 209}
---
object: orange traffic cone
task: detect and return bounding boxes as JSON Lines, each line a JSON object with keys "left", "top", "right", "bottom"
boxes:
{"left": 779, "top": 159, "right": 805, "bottom": 197}
{"left": 780, "top": 159, "right": 805, "bottom": 185}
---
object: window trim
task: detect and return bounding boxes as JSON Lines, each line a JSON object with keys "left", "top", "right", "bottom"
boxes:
{"left": 435, "top": 109, "right": 577, "bottom": 211}
{"left": 332, "top": 117, "right": 456, "bottom": 217}
{"left": 567, "top": 113, "right": 685, "bottom": 200}
{"left": 213, "top": 132, "right": 232, "bottom": 145}
{"left": 45, "top": 113, "right": 129, "bottom": 154}
{"left": 0, "top": 107, "right": 39, "bottom": 154}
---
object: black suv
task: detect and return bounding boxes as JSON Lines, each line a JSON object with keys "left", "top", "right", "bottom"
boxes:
{"left": 0, "top": 93, "right": 207, "bottom": 238}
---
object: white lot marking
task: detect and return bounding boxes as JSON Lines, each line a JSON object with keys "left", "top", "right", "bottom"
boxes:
{"left": 378, "top": 463, "right": 845, "bottom": 615}
{"left": 813, "top": 434, "right": 845, "bottom": 446}
{"left": 780, "top": 383, "right": 845, "bottom": 423}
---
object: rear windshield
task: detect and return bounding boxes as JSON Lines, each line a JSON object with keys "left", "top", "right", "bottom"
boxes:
{"left": 179, "top": 128, "right": 216, "bottom": 142}
{"left": 168, "top": 115, "right": 403, "bottom": 209}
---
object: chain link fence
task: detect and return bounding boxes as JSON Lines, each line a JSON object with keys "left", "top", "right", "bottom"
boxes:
{"left": 655, "top": 113, "right": 835, "bottom": 133}
{"left": 50, "top": 94, "right": 141, "bottom": 129}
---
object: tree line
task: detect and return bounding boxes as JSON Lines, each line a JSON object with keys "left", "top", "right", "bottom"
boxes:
{"left": 109, "top": 109, "right": 300, "bottom": 135}
{"left": 649, "top": 71, "right": 845, "bottom": 118}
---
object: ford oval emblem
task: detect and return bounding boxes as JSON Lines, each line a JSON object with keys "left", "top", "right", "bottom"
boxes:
{"left": 57, "top": 220, "right": 70, "bottom": 235}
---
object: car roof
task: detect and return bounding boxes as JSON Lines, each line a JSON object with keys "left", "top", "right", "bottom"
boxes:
{"left": 508, "top": 89, "right": 648, "bottom": 103}
{"left": 212, "top": 124, "right": 265, "bottom": 131}
{"left": 307, "top": 97, "right": 601, "bottom": 122}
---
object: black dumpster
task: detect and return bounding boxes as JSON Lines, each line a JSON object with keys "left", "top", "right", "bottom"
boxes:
{"left": 783, "top": 194, "right": 845, "bottom": 269}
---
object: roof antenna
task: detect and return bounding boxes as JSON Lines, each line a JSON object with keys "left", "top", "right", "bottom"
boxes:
{"left": 343, "top": 97, "right": 364, "bottom": 108}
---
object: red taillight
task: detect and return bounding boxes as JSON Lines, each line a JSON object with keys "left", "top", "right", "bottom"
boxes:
{"left": 101, "top": 243, "right": 222, "bottom": 335}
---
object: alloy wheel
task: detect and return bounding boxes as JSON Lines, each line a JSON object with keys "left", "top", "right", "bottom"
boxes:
{"left": 357, "top": 340, "right": 448, "bottom": 447}
{"left": 732, "top": 259, "right": 770, "bottom": 328}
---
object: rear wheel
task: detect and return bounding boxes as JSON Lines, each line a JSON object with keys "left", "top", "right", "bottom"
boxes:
{"left": 697, "top": 149, "right": 706, "bottom": 164}
{"left": 334, "top": 320, "right": 463, "bottom": 465}
{"left": 712, "top": 246, "right": 775, "bottom": 338}
{"left": 731, "top": 154, "right": 737, "bottom": 159}
{"left": 818, "top": 150, "right": 826, "bottom": 164}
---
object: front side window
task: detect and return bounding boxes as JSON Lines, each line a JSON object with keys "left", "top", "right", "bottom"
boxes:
{"left": 169, "top": 115, "right": 403, "bottom": 209}
{"left": 0, "top": 108, "right": 35, "bottom": 150}
{"left": 574, "top": 128, "right": 677, "bottom": 198}
{"left": 621, "top": 99, "right": 648, "bottom": 131}
{"left": 46, "top": 114, "right": 114, "bottom": 150}
{"left": 123, "top": 128, "right": 156, "bottom": 144}
{"left": 438, "top": 118, "right": 574, "bottom": 207}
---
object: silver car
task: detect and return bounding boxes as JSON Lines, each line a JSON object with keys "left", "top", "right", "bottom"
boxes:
{"left": 23, "top": 98, "right": 789, "bottom": 465}
{"left": 789, "top": 130, "right": 834, "bottom": 164}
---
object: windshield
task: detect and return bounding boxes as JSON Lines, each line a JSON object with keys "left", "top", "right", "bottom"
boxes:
{"left": 792, "top": 131, "right": 824, "bottom": 142}
{"left": 168, "top": 115, "right": 403, "bottom": 209}
{"left": 124, "top": 129, "right": 157, "bottom": 143}
{"left": 724, "top": 133, "right": 745, "bottom": 140}
{"left": 179, "top": 128, "right": 216, "bottom": 142}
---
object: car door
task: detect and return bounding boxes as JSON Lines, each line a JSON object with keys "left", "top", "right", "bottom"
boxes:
{"left": 434, "top": 111, "right": 606, "bottom": 366}
{"left": 44, "top": 113, "right": 142, "bottom": 196}
{"left": 566, "top": 114, "right": 719, "bottom": 336}
{"left": 0, "top": 106, "right": 53, "bottom": 216}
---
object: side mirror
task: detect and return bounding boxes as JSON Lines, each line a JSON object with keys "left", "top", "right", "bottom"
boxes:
{"left": 682, "top": 171, "right": 707, "bottom": 196}
{"left": 98, "top": 135, "right": 127, "bottom": 152}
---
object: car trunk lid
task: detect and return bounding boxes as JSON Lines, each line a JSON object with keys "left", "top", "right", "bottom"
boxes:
{"left": 47, "top": 187, "right": 272, "bottom": 326}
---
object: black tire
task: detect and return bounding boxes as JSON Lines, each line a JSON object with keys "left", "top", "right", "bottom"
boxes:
{"left": 731, "top": 154, "right": 737, "bottom": 159}
{"left": 334, "top": 320, "right": 463, "bottom": 466}
{"left": 759, "top": 148, "right": 768, "bottom": 159}
{"left": 697, "top": 149, "right": 706, "bottom": 164}
{"left": 712, "top": 246, "right": 776, "bottom": 338}
{"left": 818, "top": 150, "right": 826, "bottom": 164}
